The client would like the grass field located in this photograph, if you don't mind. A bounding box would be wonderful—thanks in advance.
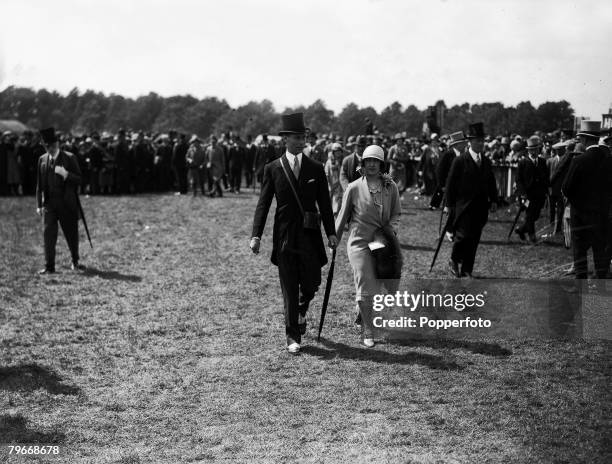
[0,191,610,463]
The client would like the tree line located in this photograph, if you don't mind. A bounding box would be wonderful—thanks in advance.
[0,86,575,138]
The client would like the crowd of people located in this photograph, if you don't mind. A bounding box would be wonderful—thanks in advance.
[0,124,598,201]
[17,112,612,352]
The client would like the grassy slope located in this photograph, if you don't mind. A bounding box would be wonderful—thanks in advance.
[0,192,610,464]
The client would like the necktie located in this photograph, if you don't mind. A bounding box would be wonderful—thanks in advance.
[475,153,481,166]
[293,157,300,179]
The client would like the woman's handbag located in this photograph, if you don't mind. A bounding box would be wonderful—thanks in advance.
[370,224,403,280]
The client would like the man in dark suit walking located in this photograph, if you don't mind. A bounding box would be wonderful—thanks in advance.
[339,135,366,190]
[35,127,83,274]
[250,113,337,354]
[444,123,498,278]
[515,135,549,243]
[562,121,612,280]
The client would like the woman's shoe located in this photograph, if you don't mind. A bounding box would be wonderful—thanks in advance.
[362,338,375,348]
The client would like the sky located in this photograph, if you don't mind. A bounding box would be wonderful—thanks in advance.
[1,0,611,119]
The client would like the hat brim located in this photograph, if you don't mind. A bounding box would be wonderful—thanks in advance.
[576,131,600,138]
[278,127,310,136]
[448,139,467,146]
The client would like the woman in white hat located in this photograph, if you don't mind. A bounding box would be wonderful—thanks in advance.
[335,145,401,347]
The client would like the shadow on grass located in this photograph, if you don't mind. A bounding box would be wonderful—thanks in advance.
[480,240,524,247]
[303,338,462,370]
[400,243,435,252]
[82,267,142,282]
[0,364,80,395]
[389,337,512,357]
[0,414,66,444]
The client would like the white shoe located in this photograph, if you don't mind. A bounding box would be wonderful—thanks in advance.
[287,342,301,354]
[362,338,375,348]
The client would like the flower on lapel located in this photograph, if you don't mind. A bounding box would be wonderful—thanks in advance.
[380,172,394,188]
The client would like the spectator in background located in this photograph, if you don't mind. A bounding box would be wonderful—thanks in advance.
[244,134,256,189]
[325,142,344,216]
[206,135,225,198]
[563,121,612,280]
[186,135,207,196]
[228,134,244,193]
[340,135,366,190]
[515,136,549,243]
[546,140,568,236]
[172,133,189,195]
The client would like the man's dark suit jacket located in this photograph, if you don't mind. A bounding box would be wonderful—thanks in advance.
[252,154,335,267]
[339,153,362,190]
[550,152,575,197]
[436,147,460,191]
[563,145,612,213]
[36,150,82,213]
[444,152,498,229]
[517,156,549,198]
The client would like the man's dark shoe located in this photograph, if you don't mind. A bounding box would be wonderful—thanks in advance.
[38,268,55,275]
[448,259,460,278]
[515,229,526,241]
[71,263,86,271]
[355,312,362,326]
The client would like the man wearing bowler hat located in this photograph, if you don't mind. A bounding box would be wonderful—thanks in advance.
[515,135,549,243]
[36,127,83,274]
[250,113,337,354]
[562,120,612,279]
[444,122,498,278]
[340,135,367,191]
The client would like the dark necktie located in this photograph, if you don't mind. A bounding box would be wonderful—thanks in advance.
[293,157,300,179]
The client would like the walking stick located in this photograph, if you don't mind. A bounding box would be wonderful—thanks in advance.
[438,193,446,235]
[429,212,452,272]
[507,199,527,241]
[317,248,336,341]
[76,195,93,249]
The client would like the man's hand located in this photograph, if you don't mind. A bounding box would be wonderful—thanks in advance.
[54,165,68,179]
[443,206,453,215]
[249,237,260,254]
[36,207,43,216]
[327,235,338,250]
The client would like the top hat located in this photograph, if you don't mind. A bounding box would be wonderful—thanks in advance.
[447,131,467,147]
[278,113,309,136]
[576,120,601,138]
[39,127,58,144]
[466,122,486,139]
[526,135,542,149]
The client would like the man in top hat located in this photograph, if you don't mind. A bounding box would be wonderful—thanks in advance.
[36,127,84,274]
[250,113,337,354]
[340,135,367,191]
[444,122,498,277]
[562,121,612,279]
[514,135,549,242]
